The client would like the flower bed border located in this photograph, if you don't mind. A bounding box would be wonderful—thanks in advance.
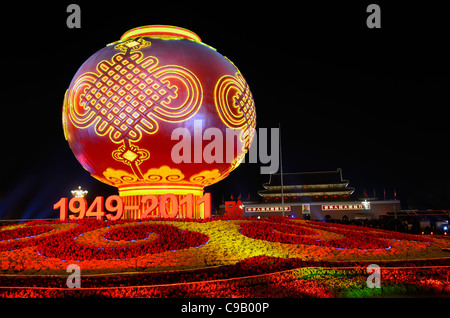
[1,256,449,298]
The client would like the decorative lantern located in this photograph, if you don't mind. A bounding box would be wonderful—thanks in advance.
[63,25,256,219]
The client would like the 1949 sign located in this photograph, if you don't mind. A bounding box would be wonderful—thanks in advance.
[53,193,211,220]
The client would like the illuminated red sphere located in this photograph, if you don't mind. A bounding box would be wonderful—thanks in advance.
[63,25,256,218]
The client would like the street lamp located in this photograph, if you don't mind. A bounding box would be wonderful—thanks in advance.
[71,186,88,198]
[362,199,370,210]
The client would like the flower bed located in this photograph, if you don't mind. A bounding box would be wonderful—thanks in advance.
[103,224,152,241]
[240,217,433,251]
[36,219,209,261]
[0,256,449,298]
[0,221,76,253]
[0,217,447,273]
[240,219,391,249]
[0,224,53,242]
[307,219,433,243]
[1,217,449,298]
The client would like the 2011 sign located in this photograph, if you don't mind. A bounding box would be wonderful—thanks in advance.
[53,193,211,220]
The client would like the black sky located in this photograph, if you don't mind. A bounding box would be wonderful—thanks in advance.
[0,1,449,219]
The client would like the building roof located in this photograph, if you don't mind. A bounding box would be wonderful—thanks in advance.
[263,169,349,187]
[258,169,355,198]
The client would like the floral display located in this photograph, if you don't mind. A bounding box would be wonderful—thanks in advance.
[240,217,432,250]
[37,219,209,261]
[0,224,53,242]
[0,217,449,298]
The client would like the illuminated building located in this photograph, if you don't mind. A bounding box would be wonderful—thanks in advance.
[258,169,354,203]
[221,169,402,221]
[62,25,256,218]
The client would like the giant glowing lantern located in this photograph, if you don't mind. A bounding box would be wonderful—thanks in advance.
[63,25,256,219]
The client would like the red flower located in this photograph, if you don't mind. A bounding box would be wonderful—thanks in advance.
[35,219,208,261]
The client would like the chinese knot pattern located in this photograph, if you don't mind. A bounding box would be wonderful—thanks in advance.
[66,51,202,143]
[214,72,256,152]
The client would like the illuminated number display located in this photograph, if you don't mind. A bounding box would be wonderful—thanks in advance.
[53,193,211,220]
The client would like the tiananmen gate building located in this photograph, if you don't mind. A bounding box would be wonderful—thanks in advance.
[221,169,402,220]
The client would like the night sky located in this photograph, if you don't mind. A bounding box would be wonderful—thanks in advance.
[1,1,449,219]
